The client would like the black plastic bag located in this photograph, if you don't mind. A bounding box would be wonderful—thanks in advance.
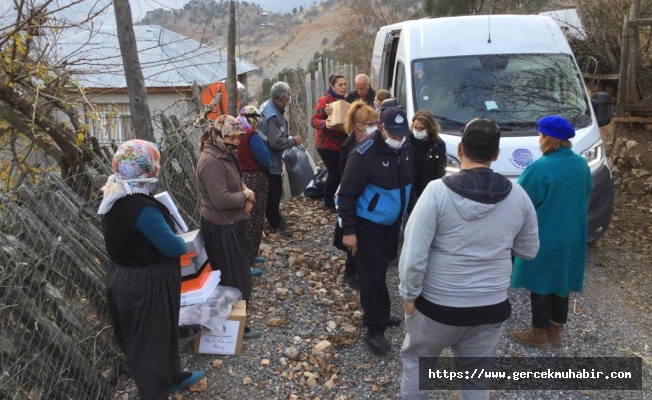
[304,167,328,198]
[282,145,315,197]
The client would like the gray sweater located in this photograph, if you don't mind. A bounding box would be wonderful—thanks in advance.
[399,170,539,308]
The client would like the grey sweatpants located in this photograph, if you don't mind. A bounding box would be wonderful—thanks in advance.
[400,309,503,400]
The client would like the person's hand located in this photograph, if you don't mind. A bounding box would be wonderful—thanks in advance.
[404,301,416,317]
[244,200,254,214]
[243,188,255,202]
[293,135,303,145]
[325,119,333,129]
[342,234,358,256]
[325,105,333,115]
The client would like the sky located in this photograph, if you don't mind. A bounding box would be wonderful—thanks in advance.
[0,0,326,28]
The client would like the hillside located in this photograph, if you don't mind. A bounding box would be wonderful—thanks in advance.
[136,0,345,96]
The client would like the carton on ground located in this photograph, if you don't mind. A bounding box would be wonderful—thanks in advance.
[326,100,351,132]
[193,300,246,355]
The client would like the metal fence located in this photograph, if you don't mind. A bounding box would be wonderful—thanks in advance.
[0,56,357,399]
[0,117,204,399]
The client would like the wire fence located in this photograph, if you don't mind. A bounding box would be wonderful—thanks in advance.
[0,116,204,399]
[0,56,357,400]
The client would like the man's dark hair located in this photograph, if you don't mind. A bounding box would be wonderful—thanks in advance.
[461,117,501,163]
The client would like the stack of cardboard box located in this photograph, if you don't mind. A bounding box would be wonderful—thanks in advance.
[155,191,247,355]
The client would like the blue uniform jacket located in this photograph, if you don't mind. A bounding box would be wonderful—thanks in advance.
[337,131,413,236]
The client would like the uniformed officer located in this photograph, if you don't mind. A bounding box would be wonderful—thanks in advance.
[337,107,414,354]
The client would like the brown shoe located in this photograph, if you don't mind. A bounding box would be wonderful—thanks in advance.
[511,328,548,349]
[548,322,563,346]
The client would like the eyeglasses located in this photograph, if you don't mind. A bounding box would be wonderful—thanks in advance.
[355,86,370,91]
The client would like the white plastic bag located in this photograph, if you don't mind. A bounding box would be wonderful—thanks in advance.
[179,285,242,334]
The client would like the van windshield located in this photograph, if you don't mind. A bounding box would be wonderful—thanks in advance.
[412,54,592,135]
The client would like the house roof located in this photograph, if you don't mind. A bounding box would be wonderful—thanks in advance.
[539,8,586,39]
[55,25,260,89]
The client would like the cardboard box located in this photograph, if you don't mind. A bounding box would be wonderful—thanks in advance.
[326,100,351,132]
[180,262,211,293]
[154,192,189,233]
[193,300,246,356]
[180,270,221,307]
[178,230,208,276]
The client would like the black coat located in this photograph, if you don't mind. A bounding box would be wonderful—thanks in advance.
[408,135,447,211]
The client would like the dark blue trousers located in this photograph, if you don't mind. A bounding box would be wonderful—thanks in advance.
[355,217,401,336]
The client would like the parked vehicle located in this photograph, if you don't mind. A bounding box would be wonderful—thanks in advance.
[370,15,614,241]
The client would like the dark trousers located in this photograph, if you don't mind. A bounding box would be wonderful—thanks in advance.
[355,217,400,336]
[317,148,341,207]
[344,251,356,278]
[531,292,569,329]
[266,173,283,229]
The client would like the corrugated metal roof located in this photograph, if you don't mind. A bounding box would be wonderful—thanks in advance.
[55,25,260,89]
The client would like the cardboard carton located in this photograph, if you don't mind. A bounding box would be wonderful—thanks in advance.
[180,270,221,307]
[193,300,246,355]
[178,230,208,276]
[326,100,351,132]
[154,192,189,233]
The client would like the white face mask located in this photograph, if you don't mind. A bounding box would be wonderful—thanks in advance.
[385,136,405,149]
[413,129,428,140]
[365,126,377,135]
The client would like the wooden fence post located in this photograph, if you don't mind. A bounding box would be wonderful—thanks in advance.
[610,13,630,160]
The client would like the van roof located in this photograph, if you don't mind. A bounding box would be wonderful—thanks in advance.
[383,15,571,60]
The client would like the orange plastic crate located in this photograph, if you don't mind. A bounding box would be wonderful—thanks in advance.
[180,263,211,293]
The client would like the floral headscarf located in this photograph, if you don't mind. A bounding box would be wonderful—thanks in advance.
[237,105,263,134]
[98,139,160,215]
[203,115,245,153]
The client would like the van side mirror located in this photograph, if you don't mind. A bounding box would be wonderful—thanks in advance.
[591,92,612,127]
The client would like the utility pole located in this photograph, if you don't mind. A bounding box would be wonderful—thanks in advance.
[237,0,241,61]
[113,0,154,142]
[227,0,238,117]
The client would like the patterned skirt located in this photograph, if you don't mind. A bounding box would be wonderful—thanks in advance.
[243,171,269,263]
[105,258,181,400]
[201,217,252,301]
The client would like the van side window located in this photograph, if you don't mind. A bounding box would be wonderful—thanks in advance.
[395,62,407,107]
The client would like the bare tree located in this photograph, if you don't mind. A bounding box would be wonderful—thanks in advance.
[114,0,155,141]
[0,0,109,191]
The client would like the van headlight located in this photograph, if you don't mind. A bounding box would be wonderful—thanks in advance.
[446,154,461,174]
[581,141,605,172]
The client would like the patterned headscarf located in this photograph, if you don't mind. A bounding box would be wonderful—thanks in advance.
[204,115,244,152]
[237,105,263,134]
[98,139,160,215]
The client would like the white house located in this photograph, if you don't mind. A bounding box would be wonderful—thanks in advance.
[56,25,260,143]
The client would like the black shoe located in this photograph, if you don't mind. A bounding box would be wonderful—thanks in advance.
[365,333,390,354]
[270,226,293,237]
[388,316,402,327]
[323,203,337,213]
[344,275,360,291]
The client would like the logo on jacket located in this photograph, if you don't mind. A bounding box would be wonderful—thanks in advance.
[382,161,389,167]
[510,148,533,169]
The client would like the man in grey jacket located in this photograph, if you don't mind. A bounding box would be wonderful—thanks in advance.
[259,82,303,237]
[398,117,539,400]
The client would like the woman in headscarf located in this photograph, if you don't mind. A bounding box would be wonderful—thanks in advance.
[511,115,592,349]
[311,74,348,213]
[99,140,205,399]
[407,110,447,213]
[236,105,271,276]
[196,115,262,339]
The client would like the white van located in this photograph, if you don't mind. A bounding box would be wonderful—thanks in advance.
[371,15,614,241]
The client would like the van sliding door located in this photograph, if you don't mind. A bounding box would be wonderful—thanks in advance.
[380,30,401,92]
